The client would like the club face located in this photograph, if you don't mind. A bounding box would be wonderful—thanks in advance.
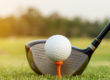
[26,40,89,75]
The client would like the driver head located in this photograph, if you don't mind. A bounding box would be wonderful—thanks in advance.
[25,23,110,75]
[26,40,89,75]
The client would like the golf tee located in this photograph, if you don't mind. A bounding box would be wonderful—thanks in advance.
[55,61,63,79]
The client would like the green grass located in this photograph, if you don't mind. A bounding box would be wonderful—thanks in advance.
[0,37,110,80]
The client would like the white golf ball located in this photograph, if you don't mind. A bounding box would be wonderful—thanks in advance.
[45,35,71,61]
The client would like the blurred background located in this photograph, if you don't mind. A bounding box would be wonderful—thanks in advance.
[0,0,110,79]
[0,0,110,38]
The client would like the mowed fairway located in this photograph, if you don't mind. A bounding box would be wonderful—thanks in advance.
[0,37,110,80]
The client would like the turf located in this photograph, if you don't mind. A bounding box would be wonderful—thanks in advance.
[0,37,110,80]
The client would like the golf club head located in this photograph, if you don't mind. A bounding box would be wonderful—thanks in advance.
[26,40,90,75]
[26,23,110,76]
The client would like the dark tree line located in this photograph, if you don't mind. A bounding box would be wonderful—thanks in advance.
[0,8,110,38]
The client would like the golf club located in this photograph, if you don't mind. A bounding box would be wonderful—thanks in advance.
[25,23,110,75]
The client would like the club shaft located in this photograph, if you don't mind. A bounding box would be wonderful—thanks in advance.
[96,23,110,41]
[88,23,110,52]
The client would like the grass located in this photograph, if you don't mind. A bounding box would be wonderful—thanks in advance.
[0,37,110,80]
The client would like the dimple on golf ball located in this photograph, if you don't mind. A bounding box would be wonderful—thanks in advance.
[44,35,71,61]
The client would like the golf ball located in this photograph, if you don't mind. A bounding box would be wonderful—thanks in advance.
[45,35,71,61]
